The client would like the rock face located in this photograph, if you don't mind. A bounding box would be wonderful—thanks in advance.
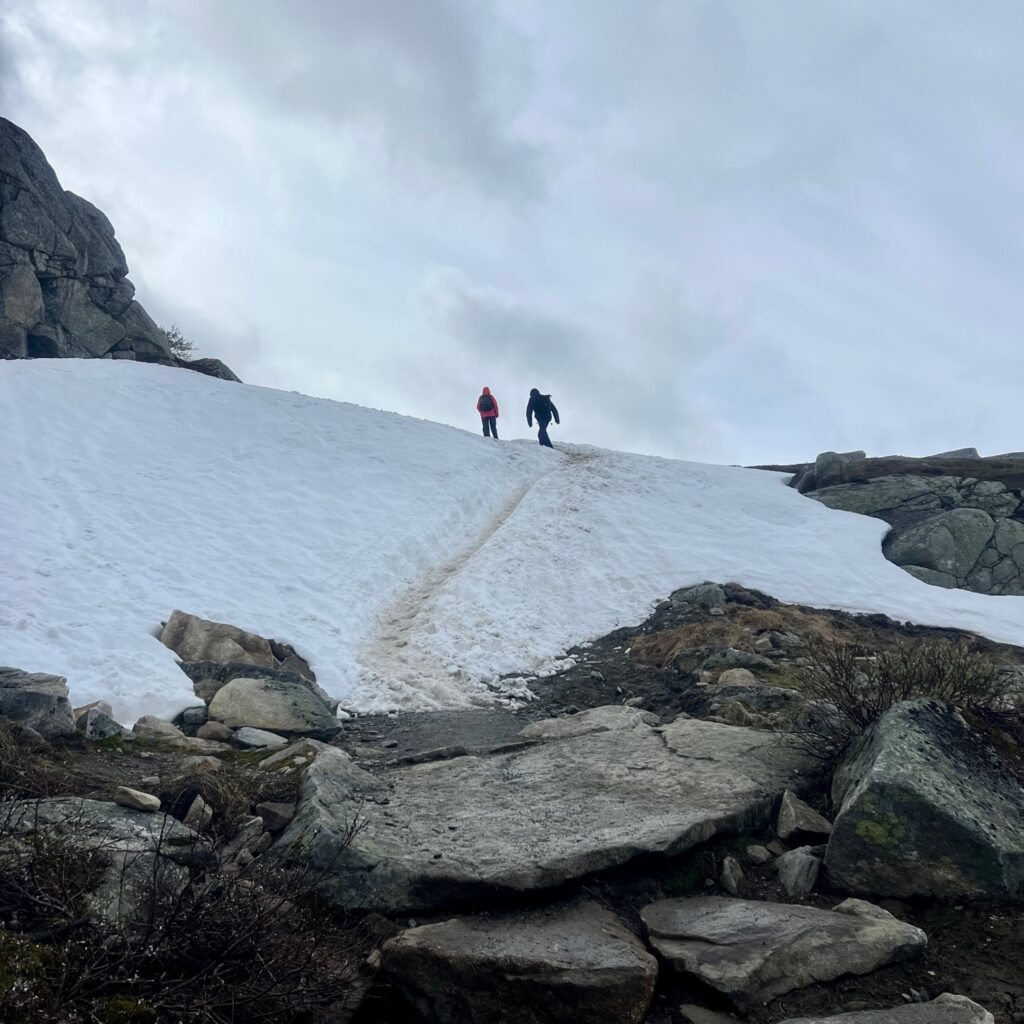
[0,118,239,380]
[791,451,1024,595]
[382,902,658,1024]
[0,118,171,362]
[825,699,1024,900]
[277,707,813,913]
[778,994,994,1023]
[0,665,76,737]
[208,677,341,739]
[640,896,926,1010]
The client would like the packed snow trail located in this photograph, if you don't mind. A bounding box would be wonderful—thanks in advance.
[7,360,1024,723]
[358,451,597,708]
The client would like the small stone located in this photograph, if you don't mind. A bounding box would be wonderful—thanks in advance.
[183,794,213,830]
[235,726,288,749]
[255,801,296,833]
[113,786,161,813]
[590,670,605,681]
[623,696,644,708]
[720,855,745,895]
[775,847,821,897]
[717,668,758,686]
[381,739,399,749]
[753,636,774,654]
[745,844,773,865]
[73,699,113,721]
[709,607,725,616]
[180,755,222,772]
[197,720,234,742]
[140,775,160,786]
[776,790,832,845]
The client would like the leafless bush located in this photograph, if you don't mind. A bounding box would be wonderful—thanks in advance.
[792,638,1005,762]
[0,797,367,1023]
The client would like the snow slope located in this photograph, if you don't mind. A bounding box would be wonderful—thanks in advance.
[5,360,1024,724]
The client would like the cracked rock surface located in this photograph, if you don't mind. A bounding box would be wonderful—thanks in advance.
[277,705,814,913]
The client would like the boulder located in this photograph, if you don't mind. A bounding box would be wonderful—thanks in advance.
[180,660,331,707]
[814,450,867,489]
[718,668,757,686]
[825,699,1024,900]
[640,896,925,1010]
[277,707,813,913]
[0,797,208,923]
[0,667,75,737]
[160,610,277,669]
[382,902,657,1024]
[720,855,744,895]
[208,677,341,739]
[776,790,832,845]
[778,994,994,1023]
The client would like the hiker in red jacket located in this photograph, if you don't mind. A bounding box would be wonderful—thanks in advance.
[476,387,500,439]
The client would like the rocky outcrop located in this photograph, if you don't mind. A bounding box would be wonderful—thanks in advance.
[778,995,994,1023]
[382,902,658,1024]
[277,706,813,913]
[783,450,1024,595]
[0,118,238,380]
[0,118,171,362]
[824,699,1024,900]
[640,896,926,1010]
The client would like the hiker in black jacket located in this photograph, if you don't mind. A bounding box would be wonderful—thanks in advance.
[526,388,559,448]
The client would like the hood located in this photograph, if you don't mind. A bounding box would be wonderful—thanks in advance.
[529,388,540,397]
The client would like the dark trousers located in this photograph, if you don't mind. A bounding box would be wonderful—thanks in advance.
[482,417,498,439]
[536,418,553,447]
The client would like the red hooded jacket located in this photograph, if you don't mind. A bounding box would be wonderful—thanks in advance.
[476,387,499,418]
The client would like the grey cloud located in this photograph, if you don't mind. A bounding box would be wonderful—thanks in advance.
[182,0,544,197]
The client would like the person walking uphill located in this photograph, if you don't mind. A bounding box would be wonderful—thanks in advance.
[477,387,499,439]
[526,388,560,448]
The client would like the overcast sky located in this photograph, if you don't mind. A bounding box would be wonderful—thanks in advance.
[2,1,1023,464]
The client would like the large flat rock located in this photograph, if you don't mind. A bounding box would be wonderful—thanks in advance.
[779,994,993,1023]
[278,706,813,912]
[641,896,925,1010]
[382,901,657,1024]
[825,699,1024,900]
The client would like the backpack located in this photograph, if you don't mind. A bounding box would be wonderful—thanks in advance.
[479,394,494,413]
[532,394,551,417]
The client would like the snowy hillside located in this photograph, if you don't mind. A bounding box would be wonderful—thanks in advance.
[5,360,1024,724]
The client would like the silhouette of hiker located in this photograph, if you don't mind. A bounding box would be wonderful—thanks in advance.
[477,387,499,439]
[526,388,559,448]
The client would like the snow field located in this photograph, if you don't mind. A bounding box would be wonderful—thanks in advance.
[5,360,1024,724]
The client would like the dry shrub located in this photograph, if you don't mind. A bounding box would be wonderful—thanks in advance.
[793,637,1005,761]
[0,798,366,1023]
[631,605,836,668]
[0,725,120,801]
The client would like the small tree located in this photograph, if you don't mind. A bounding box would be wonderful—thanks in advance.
[162,324,194,359]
